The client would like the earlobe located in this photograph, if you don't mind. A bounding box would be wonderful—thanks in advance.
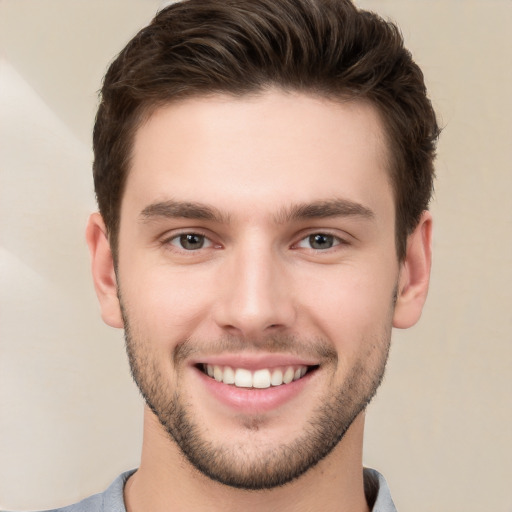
[85,213,124,328]
[393,211,433,329]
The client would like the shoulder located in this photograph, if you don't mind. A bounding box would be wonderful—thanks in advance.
[17,470,136,512]
[48,492,104,512]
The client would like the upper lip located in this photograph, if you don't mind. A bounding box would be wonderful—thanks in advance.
[190,353,320,371]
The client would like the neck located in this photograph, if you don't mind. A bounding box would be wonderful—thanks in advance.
[124,408,370,512]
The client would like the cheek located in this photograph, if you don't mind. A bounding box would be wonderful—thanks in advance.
[298,261,397,344]
[119,261,216,343]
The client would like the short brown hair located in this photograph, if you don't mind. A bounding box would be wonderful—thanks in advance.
[93,0,439,261]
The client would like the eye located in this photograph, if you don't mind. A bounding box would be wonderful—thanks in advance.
[296,233,341,250]
[168,233,212,251]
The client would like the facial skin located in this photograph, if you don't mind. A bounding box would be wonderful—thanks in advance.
[87,90,432,511]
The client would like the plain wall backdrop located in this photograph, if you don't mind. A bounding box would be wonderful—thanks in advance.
[0,1,511,511]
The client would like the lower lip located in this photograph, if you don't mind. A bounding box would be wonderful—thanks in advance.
[195,367,314,414]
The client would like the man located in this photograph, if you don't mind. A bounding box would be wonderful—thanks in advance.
[41,0,439,510]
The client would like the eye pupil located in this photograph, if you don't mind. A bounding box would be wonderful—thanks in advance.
[309,233,334,249]
[180,233,204,250]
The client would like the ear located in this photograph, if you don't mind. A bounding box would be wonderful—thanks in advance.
[393,211,433,329]
[85,213,124,328]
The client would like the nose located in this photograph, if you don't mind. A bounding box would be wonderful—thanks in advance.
[213,241,296,338]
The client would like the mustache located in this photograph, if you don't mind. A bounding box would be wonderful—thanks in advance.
[173,334,338,366]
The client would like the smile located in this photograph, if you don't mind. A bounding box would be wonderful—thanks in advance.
[200,364,317,388]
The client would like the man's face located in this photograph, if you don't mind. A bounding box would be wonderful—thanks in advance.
[116,90,399,488]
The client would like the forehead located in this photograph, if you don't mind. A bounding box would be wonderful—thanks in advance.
[123,90,393,222]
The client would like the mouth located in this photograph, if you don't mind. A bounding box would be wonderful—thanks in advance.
[197,363,319,389]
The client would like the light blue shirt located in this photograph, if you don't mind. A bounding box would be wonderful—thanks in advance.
[10,467,397,511]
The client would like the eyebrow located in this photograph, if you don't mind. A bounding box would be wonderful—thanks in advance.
[274,199,375,223]
[138,198,374,225]
[139,200,230,223]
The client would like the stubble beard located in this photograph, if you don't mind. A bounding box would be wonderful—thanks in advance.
[121,306,392,490]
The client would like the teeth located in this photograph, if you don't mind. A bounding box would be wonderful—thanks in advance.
[202,364,310,388]
[223,366,235,384]
[270,368,283,386]
[283,367,295,384]
[234,368,252,388]
[213,365,223,382]
[253,369,271,388]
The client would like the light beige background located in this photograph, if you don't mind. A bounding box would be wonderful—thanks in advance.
[0,1,510,511]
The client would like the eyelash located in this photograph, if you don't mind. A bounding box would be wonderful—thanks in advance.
[162,231,214,252]
[293,232,346,251]
[162,231,347,252]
